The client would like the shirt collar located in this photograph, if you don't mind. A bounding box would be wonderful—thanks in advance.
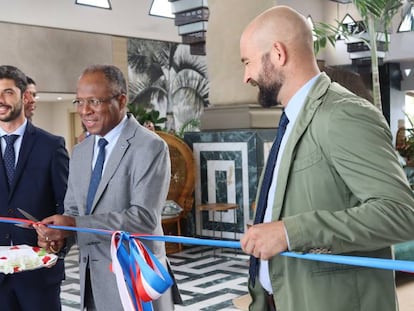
[94,115,127,144]
[0,119,27,137]
[284,73,320,125]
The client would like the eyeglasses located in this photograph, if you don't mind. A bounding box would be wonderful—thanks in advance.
[72,94,120,108]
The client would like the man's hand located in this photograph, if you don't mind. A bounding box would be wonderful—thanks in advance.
[33,215,76,253]
[240,221,288,259]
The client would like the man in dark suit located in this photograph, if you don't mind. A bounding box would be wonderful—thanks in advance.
[0,65,69,311]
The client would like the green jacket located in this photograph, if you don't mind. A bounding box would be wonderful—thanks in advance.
[249,73,414,311]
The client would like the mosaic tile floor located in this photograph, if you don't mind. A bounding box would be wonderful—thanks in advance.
[60,245,414,311]
[61,245,249,311]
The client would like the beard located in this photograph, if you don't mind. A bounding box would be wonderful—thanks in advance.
[256,53,284,108]
[0,101,23,122]
[258,82,281,108]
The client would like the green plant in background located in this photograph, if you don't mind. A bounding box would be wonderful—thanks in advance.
[313,0,413,111]
[128,104,200,139]
[128,104,167,130]
[176,118,200,139]
[404,128,414,158]
[397,113,414,160]
[313,21,346,56]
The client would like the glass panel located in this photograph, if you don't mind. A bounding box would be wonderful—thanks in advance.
[342,13,356,25]
[398,7,414,32]
[75,0,111,9]
[150,0,174,18]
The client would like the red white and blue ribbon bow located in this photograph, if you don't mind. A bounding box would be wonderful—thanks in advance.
[110,231,173,311]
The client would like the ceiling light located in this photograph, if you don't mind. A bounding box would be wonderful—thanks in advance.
[150,0,174,18]
[75,0,111,9]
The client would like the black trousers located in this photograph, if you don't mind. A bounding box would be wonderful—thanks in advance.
[266,293,277,311]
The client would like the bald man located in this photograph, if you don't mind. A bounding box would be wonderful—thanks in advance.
[240,6,414,311]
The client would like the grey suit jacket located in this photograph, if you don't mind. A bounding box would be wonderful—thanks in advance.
[64,114,173,311]
[249,73,414,311]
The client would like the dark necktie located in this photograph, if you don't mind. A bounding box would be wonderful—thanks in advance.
[3,134,19,187]
[86,138,108,215]
[249,111,289,286]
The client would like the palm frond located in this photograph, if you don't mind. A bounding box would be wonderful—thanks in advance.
[176,118,200,139]
[312,21,347,55]
[127,38,209,131]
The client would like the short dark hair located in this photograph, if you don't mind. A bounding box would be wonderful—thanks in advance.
[26,76,36,85]
[0,65,28,94]
[81,64,127,96]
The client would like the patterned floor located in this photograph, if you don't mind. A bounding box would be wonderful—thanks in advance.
[61,246,81,311]
[61,245,249,311]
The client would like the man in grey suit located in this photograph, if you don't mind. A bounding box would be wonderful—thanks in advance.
[35,64,174,310]
[240,6,414,311]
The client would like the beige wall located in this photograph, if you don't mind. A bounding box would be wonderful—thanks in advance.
[0,1,149,151]
[206,0,329,108]
[206,0,274,107]
[0,0,180,43]
[32,101,76,154]
[0,22,114,94]
[22,33,128,153]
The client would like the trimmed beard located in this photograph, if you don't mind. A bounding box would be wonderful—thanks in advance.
[0,101,23,122]
[257,53,283,108]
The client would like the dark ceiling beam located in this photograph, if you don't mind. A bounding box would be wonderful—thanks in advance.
[169,0,209,55]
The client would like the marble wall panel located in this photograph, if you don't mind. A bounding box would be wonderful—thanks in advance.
[185,129,276,240]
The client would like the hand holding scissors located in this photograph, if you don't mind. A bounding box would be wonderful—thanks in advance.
[17,208,73,254]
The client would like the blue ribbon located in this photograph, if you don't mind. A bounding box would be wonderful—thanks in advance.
[281,251,414,272]
[111,231,173,311]
[2,217,414,273]
[114,232,141,311]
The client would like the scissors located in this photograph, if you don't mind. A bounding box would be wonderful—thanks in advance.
[15,208,40,229]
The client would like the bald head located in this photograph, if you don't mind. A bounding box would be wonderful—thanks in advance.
[240,6,320,107]
[241,6,314,58]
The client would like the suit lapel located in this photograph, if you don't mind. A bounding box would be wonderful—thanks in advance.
[77,137,94,215]
[0,148,9,196]
[89,116,136,214]
[8,123,36,199]
[272,73,332,220]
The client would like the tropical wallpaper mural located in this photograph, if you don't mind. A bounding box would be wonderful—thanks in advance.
[127,38,209,134]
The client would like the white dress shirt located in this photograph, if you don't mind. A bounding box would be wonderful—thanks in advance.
[0,119,27,166]
[91,115,127,172]
[259,74,320,293]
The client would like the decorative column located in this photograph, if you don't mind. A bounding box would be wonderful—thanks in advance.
[201,0,282,130]
[185,0,284,239]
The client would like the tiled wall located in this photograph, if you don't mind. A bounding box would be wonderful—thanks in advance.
[185,129,276,240]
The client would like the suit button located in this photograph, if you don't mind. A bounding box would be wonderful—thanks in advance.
[83,257,87,263]
[5,234,10,239]
[7,208,13,214]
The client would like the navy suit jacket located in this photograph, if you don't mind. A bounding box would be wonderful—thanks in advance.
[0,121,69,286]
